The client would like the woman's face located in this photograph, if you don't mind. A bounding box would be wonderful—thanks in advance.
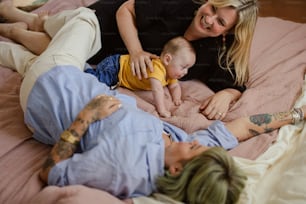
[191,2,238,38]
[164,140,210,171]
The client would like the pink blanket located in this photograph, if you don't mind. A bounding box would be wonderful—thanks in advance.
[0,0,305,203]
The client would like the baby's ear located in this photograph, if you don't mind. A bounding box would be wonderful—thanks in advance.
[168,163,183,176]
[163,53,172,65]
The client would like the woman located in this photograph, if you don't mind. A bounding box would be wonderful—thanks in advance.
[0,0,258,120]
[0,6,305,204]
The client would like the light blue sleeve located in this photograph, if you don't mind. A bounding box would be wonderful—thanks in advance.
[48,144,114,188]
[187,121,238,150]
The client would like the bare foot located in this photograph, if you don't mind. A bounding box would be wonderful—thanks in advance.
[32,11,49,32]
[0,1,46,32]
[0,22,28,39]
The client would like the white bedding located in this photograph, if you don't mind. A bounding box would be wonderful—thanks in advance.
[237,77,306,204]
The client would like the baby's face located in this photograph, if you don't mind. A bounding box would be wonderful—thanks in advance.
[166,49,196,79]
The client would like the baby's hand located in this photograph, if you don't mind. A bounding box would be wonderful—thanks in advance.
[173,99,182,106]
[159,110,171,118]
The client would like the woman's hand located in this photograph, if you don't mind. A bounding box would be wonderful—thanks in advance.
[199,89,241,120]
[129,50,159,79]
[84,95,122,122]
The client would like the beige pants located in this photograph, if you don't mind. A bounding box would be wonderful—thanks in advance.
[0,7,101,111]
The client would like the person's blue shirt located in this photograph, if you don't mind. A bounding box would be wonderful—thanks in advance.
[24,66,238,198]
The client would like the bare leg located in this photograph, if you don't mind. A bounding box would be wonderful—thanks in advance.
[0,1,46,31]
[0,1,51,54]
[0,22,50,55]
[12,28,50,55]
[0,22,28,37]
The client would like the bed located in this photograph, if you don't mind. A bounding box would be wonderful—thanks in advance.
[0,0,305,203]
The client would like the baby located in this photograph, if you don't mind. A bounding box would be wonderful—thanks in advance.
[85,36,196,117]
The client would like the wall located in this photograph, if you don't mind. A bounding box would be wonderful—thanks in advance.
[258,0,306,23]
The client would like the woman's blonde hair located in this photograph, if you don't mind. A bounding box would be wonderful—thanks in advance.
[195,0,258,86]
[156,147,247,204]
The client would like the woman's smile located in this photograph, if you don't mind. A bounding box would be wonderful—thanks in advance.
[200,15,211,29]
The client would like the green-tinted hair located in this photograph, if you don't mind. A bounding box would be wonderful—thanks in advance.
[156,147,247,204]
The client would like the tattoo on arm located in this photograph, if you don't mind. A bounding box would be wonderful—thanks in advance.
[69,116,91,141]
[250,114,272,126]
[272,111,291,121]
[86,99,104,122]
[78,116,91,128]
[248,129,260,137]
[41,140,78,174]
[249,114,275,135]
[41,156,55,171]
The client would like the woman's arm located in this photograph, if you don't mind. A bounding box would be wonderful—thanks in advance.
[39,95,122,183]
[226,106,306,142]
[116,0,158,79]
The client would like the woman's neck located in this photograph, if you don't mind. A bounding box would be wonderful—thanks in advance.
[184,24,206,41]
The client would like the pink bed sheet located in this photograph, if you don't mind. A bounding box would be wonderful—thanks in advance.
[0,0,305,203]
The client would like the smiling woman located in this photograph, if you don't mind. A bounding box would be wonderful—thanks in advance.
[188,3,238,38]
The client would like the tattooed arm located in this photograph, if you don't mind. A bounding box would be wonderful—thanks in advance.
[39,95,122,183]
[225,105,306,142]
